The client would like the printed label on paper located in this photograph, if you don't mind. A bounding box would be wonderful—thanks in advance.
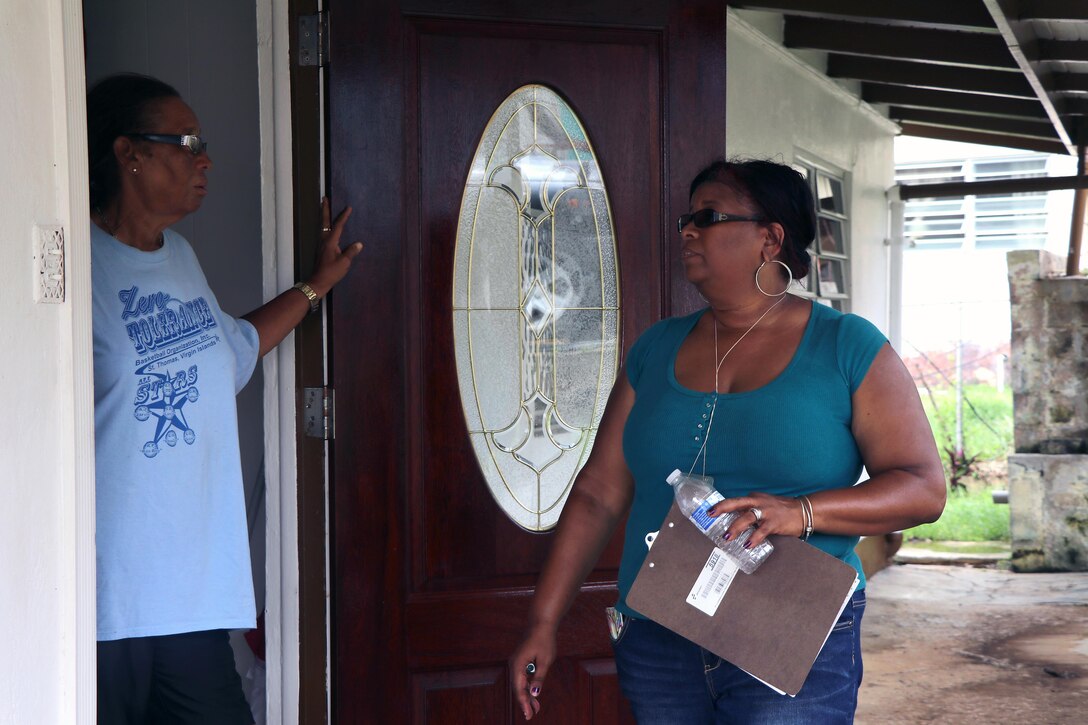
[687,548,738,616]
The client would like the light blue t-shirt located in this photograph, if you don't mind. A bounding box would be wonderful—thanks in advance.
[617,301,887,618]
[92,224,260,641]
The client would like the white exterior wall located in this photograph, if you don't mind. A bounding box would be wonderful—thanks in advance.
[726,12,899,333]
[0,0,95,722]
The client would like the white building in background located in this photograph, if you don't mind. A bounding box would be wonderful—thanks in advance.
[896,137,1077,362]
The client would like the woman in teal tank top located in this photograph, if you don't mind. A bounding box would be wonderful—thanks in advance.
[510,159,946,723]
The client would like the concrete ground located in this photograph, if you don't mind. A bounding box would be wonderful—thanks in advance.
[856,561,1088,724]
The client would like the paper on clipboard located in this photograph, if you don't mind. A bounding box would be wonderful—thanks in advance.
[628,502,860,696]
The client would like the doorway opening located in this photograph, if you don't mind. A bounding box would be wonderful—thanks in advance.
[80,1,323,721]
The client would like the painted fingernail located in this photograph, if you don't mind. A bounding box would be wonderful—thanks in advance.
[743,540,752,549]
[530,685,540,696]
[722,532,731,541]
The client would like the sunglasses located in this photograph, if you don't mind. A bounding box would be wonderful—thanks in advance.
[126,133,208,156]
[677,209,764,234]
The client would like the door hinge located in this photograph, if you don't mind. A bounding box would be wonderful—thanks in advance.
[298,12,329,67]
[303,386,335,440]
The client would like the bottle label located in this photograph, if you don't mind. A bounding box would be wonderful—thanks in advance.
[689,491,725,532]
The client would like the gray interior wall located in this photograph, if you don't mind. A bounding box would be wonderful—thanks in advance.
[83,0,266,612]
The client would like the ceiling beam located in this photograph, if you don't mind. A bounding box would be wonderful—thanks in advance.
[981,0,1075,153]
[899,173,1088,200]
[1054,74,1088,93]
[827,56,1036,98]
[727,1,996,31]
[862,84,1048,118]
[899,122,1068,154]
[783,16,1016,69]
[1019,0,1088,21]
[1061,97,1088,116]
[889,107,1058,139]
[1038,40,1088,63]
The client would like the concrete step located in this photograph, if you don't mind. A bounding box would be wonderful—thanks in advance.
[894,540,1010,566]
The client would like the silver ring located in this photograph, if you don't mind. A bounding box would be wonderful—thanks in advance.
[751,507,763,523]
[322,226,331,233]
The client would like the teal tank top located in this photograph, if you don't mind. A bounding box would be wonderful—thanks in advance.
[617,302,887,618]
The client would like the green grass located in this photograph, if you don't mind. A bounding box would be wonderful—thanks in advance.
[920,384,1013,464]
[911,541,1009,554]
[904,487,1010,542]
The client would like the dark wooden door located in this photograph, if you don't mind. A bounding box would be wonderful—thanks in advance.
[327,2,723,721]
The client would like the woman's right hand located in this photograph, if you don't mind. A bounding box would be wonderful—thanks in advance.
[510,625,558,720]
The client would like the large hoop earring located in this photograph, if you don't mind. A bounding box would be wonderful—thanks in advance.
[755,260,792,297]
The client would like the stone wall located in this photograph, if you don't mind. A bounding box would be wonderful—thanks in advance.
[1008,250,1088,453]
[1007,250,1088,571]
[1007,454,1088,571]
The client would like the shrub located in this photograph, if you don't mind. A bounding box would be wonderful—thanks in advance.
[919,384,1013,489]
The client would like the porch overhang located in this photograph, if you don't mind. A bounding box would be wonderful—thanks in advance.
[730,0,1088,157]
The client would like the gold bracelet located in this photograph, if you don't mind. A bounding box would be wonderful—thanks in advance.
[292,281,320,314]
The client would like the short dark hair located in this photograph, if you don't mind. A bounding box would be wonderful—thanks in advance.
[688,159,817,280]
[86,74,180,210]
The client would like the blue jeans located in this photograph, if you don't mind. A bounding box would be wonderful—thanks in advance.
[612,590,865,724]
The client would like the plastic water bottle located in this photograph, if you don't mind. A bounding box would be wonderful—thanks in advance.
[666,468,774,574]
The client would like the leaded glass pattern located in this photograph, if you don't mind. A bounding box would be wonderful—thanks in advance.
[453,85,620,532]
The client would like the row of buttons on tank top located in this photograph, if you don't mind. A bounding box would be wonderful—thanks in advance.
[691,395,717,445]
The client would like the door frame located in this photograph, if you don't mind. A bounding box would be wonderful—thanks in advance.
[257,0,332,723]
[57,0,97,719]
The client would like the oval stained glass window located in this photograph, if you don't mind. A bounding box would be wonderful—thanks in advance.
[452,84,620,532]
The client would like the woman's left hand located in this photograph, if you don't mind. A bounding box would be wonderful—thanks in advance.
[308,197,363,297]
[709,493,804,548]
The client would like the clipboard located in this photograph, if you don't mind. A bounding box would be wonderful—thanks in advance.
[626,502,859,696]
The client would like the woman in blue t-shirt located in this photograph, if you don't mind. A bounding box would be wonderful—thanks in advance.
[88,74,362,725]
[510,159,946,723]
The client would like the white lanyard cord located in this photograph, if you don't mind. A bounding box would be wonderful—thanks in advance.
[688,295,786,476]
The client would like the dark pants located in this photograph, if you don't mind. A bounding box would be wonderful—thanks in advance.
[97,630,254,725]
